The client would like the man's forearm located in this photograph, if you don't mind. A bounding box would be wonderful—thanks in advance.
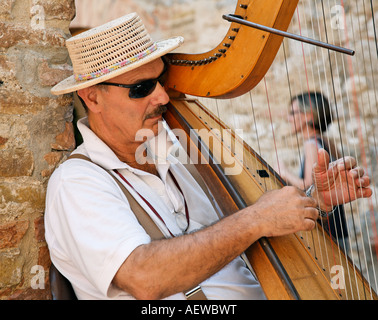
[113,186,319,299]
[113,206,262,300]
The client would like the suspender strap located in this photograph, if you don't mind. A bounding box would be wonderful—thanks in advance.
[67,153,207,300]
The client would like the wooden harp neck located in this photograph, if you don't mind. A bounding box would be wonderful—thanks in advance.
[165,0,299,99]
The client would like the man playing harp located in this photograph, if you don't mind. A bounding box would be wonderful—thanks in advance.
[45,14,372,300]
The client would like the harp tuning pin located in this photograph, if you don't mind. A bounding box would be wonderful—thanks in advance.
[240,4,248,9]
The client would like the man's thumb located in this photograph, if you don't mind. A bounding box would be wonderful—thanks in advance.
[314,148,330,173]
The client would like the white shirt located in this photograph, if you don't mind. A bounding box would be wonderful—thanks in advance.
[45,117,265,300]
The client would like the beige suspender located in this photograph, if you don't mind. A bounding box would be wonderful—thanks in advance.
[67,154,207,300]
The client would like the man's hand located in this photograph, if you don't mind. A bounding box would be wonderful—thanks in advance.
[252,186,319,237]
[311,148,372,211]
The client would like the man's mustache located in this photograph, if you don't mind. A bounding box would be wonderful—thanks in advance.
[144,104,168,120]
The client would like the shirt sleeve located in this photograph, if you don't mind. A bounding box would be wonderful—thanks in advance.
[45,159,151,298]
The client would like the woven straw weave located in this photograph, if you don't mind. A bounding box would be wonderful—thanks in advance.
[67,13,154,78]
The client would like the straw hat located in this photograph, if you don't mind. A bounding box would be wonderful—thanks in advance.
[51,13,184,95]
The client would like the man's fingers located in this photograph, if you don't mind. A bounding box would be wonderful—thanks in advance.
[335,156,357,171]
[302,195,317,208]
[349,166,367,179]
[356,187,373,199]
[304,207,319,221]
[354,175,370,187]
[303,218,316,231]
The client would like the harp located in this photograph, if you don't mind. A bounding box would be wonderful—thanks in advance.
[163,0,378,299]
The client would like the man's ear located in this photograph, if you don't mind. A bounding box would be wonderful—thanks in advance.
[77,87,101,113]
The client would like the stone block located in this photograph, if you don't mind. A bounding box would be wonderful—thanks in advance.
[0,136,8,147]
[0,53,16,79]
[0,181,46,211]
[0,0,15,17]
[31,0,76,21]
[41,151,64,178]
[34,217,45,242]
[38,60,72,87]
[7,283,52,300]
[0,250,23,288]
[38,245,50,270]
[0,88,50,115]
[0,221,29,250]
[51,121,75,151]
[0,22,67,49]
[0,148,34,177]
[43,151,63,166]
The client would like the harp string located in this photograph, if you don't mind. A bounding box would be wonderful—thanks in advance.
[246,91,276,193]
[262,77,281,185]
[370,0,378,59]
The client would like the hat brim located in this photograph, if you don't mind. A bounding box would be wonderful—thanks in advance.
[51,36,184,95]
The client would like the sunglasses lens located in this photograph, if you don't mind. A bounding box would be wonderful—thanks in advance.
[129,80,157,99]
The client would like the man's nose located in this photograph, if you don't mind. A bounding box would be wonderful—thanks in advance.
[150,82,170,106]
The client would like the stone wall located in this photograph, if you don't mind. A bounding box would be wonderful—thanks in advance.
[0,0,75,299]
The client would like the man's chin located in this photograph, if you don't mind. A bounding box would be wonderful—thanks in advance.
[136,120,164,142]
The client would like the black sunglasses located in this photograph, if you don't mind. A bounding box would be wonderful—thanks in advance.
[100,64,168,99]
